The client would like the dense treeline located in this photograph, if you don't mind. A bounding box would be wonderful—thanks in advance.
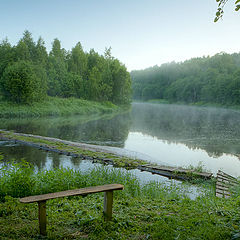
[131,52,240,105]
[0,31,131,104]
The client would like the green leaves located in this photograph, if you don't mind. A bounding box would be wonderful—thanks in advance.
[235,4,240,11]
[214,5,225,22]
[215,0,239,22]
[235,0,240,11]
[0,60,46,104]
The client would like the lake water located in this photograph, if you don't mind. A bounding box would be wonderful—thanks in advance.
[1,102,240,177]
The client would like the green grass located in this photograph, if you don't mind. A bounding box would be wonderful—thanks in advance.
[0,96,122,118]
[0,160,240,239]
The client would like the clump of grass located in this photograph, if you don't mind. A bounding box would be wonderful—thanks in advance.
[186,161,206,173]
[0,160,35,201]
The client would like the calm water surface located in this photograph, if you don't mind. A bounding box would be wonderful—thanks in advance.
[1,102,240,177]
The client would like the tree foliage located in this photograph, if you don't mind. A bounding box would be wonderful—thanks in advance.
[215,0,240,22]
[0,31,131,105]
[131,52,240,105]
[0,61,46,103]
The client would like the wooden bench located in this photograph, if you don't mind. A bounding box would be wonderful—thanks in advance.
[20,184,124,236]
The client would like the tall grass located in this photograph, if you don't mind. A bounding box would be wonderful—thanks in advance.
[0,160,185,202]
[0,161,35,200]
[0,96,119,118]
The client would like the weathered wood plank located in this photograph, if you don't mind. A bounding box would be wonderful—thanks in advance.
[216,192,223,198]
[218,170,238,180]
[216,174,238,184]
[216,190,230,196]
[139,164,212,180]
[38,201,47,236]
[216,184,230,191]
[216,170,238,198]
[103,191,113,221]
[145,165,212,177]
[20,184,124,203]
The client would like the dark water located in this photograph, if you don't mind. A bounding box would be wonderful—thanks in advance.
[1,102,240,177]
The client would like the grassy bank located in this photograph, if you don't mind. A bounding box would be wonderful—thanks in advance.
[146,99,240,110]
[0,161,240,239]
[0,96,123,118]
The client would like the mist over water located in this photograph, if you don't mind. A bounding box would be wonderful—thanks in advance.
[125,103,240,176]
[1,102,240,177]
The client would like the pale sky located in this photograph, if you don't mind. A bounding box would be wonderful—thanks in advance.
[0,0,239,71]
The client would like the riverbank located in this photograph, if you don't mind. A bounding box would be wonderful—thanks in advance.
[0,162,239,239]
[0,97,124,118]
[145,99,240,111]
[0,130,214,180]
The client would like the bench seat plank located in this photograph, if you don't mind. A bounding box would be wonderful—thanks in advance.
[20,184,124,203]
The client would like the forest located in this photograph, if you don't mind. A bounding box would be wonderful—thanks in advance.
[131,52,240,105]
[0,31,131,105]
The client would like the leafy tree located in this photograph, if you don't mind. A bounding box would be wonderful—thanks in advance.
[68,42,87,78]
[87,66,100,100]
[60,72,84,98]
[14,30,36,61]
[35,37,48,67]
[0,38,14,77]
[47,38,67,96]
[0,61,46,103]
[111,59,132,104]
[99,48,114,101]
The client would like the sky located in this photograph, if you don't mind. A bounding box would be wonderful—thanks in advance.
[0,0,239,71]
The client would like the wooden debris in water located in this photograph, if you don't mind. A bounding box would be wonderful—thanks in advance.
[215,170,238,198]
[138,164,213,180]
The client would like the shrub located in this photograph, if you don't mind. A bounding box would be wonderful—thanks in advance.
[0,60,46,104]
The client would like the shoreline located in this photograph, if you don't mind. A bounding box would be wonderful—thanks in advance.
[0,130,213,181]
[133,99,240,112]
[0,97,126,118]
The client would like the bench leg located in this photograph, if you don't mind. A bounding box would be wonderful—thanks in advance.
[38,200,47,236]
[103,190,113,221]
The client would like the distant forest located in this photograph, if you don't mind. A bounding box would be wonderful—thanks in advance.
[131,52,240,105]
[0,31,131,105]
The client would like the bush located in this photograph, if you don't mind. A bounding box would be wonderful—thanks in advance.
[0,60,46,104]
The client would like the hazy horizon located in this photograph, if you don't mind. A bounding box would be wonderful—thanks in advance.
[1,0,240,71]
